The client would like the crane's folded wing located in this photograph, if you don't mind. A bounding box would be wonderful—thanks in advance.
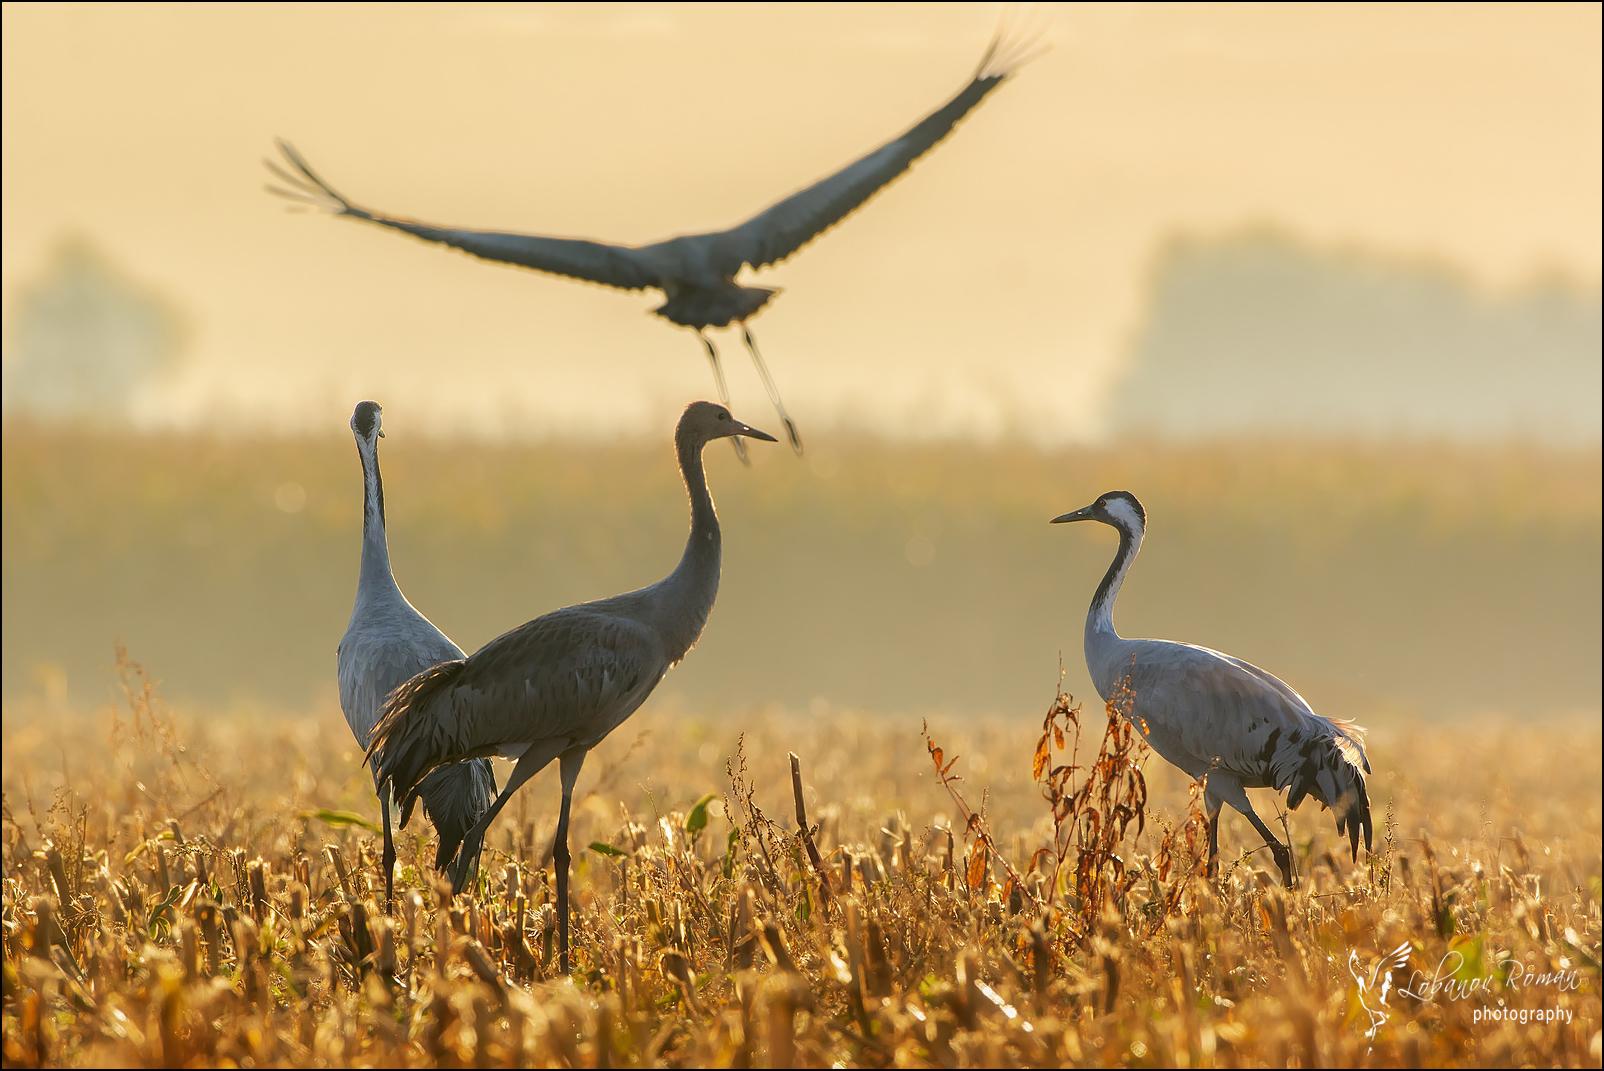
[1118,642,1369,789]
[376,610,667,781]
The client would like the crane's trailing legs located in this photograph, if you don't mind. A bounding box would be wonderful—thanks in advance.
[1206,775,1296,888]
[741,327,803,454]
[698,333,748,464]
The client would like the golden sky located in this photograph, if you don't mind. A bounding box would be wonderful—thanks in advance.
[2,2,1599,441]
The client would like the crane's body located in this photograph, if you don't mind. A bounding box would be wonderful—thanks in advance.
[1053,491,1372,887]
[337,401,495,903]
[267,31,1039,457]
[368,401,776,971]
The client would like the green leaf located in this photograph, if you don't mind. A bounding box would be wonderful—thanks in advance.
[588,841,627,858]
[685,793,718,839]
[302,809,381,834]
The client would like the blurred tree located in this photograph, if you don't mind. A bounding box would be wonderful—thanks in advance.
[1111,228,1603,443]
[2,237,185,421]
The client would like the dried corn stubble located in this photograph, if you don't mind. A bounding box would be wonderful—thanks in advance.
[1,651,1599,1067]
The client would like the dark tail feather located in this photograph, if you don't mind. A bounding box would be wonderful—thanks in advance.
[1281,726,1373,862]
[422,758,498,873]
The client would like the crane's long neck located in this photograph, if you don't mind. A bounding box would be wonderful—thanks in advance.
[355,438,401,603]
[655,429,722,663]
[1086,523,1142,647]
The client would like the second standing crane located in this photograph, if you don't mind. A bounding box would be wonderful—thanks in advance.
[368,401,777,972]
[337,401,496,905]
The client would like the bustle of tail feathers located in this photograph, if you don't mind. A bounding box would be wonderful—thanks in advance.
[419,757,498,873]
[365,657,470,829]
[1280,718,1373,860]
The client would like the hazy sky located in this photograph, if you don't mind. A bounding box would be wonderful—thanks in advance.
[3,2,1599,442]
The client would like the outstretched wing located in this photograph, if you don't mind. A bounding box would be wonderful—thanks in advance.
[266,140,660,292]
[708,31,1039,273]
[367,608,666,825]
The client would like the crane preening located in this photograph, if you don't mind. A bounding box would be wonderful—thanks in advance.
[366,401,776,972]
[336,401,496,906]
[1051,490,1372,888]
[266,29,1041,459]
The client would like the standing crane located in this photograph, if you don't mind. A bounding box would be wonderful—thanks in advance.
[337,400,497,905]
[1051,491,1372,887]
[265,30,1040,459]
[366,401,776,972]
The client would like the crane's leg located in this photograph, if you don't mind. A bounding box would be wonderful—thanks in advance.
[698,332,748,464]
[380,793,397,910]
[741,326,803,454]
[446,741,564,895]
[1240,806,1296,889]
[1205,798,1221,880]
[1210,776,1295,887]
[554,747,587,975]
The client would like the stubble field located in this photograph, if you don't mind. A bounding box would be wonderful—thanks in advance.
[1,650,1598,1067]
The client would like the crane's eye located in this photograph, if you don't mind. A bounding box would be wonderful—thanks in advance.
[718,411,729,420]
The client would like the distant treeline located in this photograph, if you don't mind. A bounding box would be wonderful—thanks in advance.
[1113,228,1603,443]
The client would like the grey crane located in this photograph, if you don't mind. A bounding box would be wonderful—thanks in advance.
[337,400,496,905]
[265,30,1039,459]
[366,401,776,972]
[1051,491,1372,888]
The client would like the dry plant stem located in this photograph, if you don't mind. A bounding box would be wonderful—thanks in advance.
[788,752,833,921]
[923,720,1038,904]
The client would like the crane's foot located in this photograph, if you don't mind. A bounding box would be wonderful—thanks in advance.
[1270,843,1295,889]
[729,434,750,465]
[782,415,803,454]
[448,851,478,897]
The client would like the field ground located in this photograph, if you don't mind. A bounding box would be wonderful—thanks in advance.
[2,657,1598,1067]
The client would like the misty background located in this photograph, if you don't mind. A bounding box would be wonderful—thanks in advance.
[2,3,1599,726]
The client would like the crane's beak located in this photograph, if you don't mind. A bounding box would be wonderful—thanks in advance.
[1050,505,1094,524]
[727,419,778,443]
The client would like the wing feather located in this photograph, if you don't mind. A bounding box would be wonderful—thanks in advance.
[368,608,665,822]
[710,40,1028,273]
[1115,640,1373,857]
[268,140,659,292]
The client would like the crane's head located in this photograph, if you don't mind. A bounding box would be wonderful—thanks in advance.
[1051,490,1146,535]
[678,400,778,446]
[351,400,384,443]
